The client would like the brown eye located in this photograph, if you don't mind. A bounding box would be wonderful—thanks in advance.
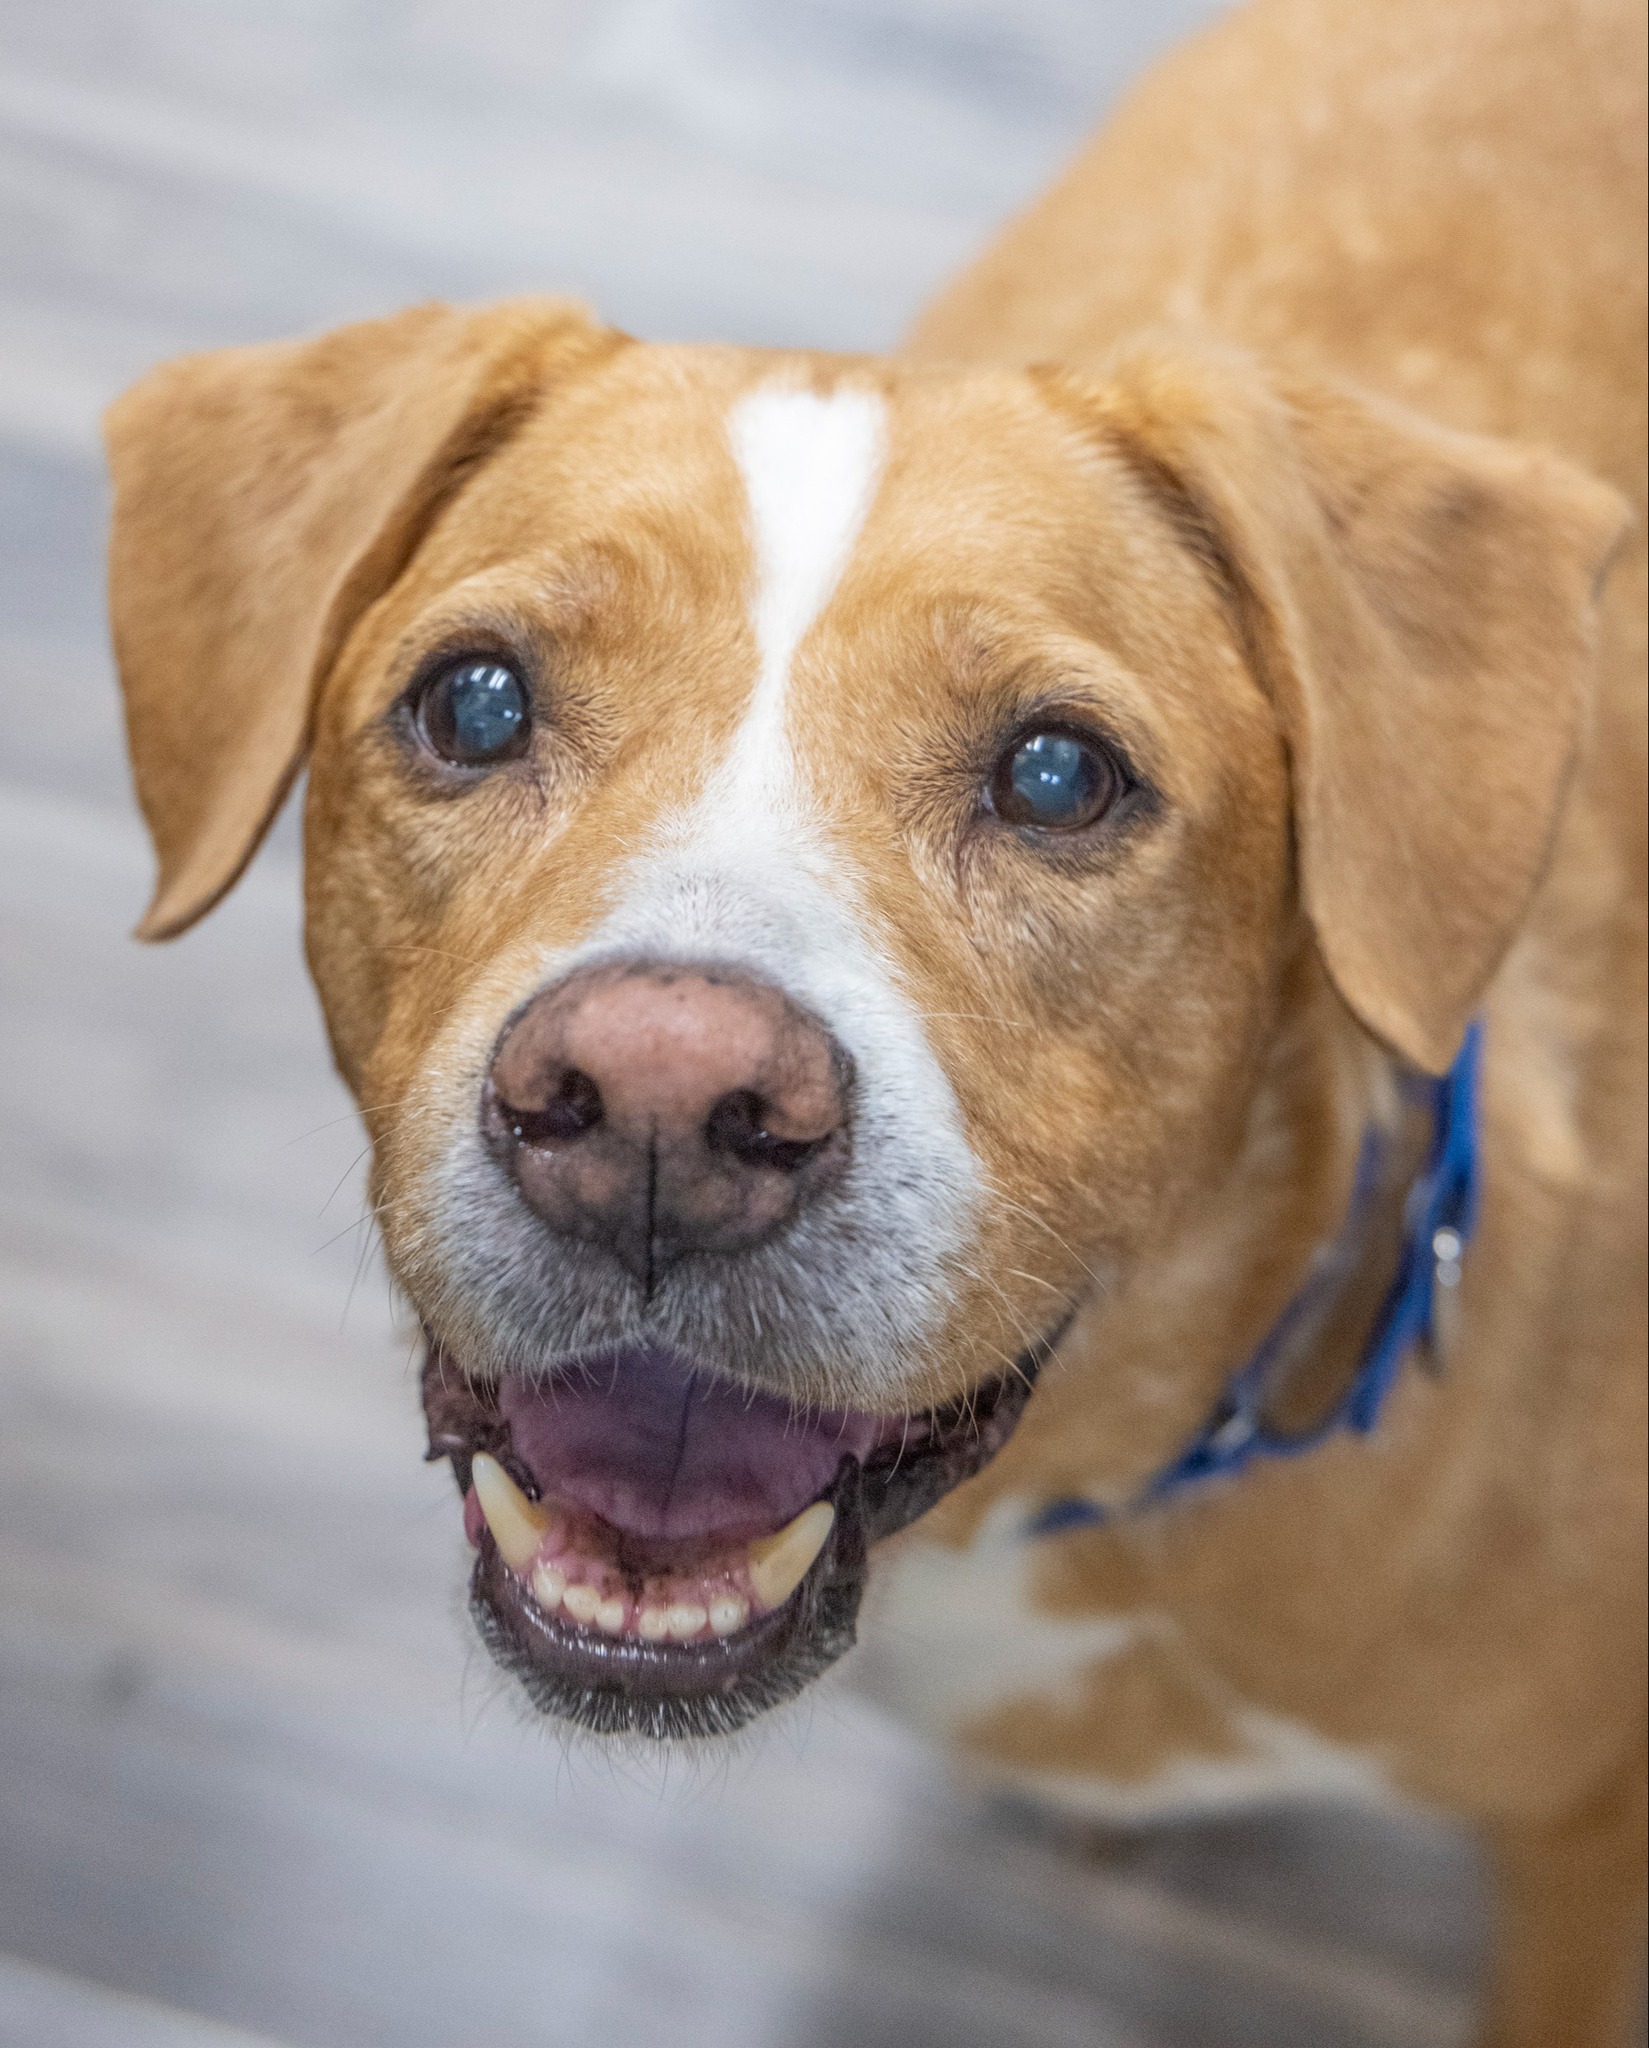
[417,659,531,766]
[990,729,1124,831]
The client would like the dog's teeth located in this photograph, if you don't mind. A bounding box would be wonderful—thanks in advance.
[596,1597,627,1634]
[748,1502,835,1610]
[666,1602,709,1639]
[708,1594,749,1637]
[530,1562,566,1611]
[561,1584,602,1624]
[471,1453,554,1572]
[637,1607,670,1640]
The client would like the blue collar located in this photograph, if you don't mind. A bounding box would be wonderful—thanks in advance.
[1027,1019,1483,1538]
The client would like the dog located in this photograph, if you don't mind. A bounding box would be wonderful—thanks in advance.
[102,0,1645,2039]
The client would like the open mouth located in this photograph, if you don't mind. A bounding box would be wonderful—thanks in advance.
[421,1339,1044,1738]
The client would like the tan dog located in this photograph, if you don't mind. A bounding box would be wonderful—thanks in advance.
[103,0,1644,2040]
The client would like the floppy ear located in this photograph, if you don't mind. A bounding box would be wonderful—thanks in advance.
[105,297,618,940]
[1052,350,1630,1072]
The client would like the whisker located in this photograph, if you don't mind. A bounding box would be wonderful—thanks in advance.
[912,1009,1036,1031]
[286,1098,411,1146]
[318,1142,375,1219]
[342,1201,385,1330]
[378,941,488,971]
[983,1178,1112,1298]
[313,1198,391,1258]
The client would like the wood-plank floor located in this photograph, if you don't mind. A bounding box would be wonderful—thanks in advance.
[0,6,1486,2043]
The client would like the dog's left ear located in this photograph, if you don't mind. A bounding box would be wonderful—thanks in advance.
[1050,350,1631,1072]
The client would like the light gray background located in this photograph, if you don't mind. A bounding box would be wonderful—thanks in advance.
[0,5,1486,2044]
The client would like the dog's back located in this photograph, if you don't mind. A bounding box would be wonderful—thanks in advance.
[911,0,1644,500]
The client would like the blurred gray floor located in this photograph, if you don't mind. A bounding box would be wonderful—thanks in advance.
[0,5,1488,2045]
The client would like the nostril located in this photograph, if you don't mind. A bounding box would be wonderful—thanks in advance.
[503,1067,604,1146]
[705,1089,832,1174]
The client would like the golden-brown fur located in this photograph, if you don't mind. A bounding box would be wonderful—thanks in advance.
[906,2,1647,2036]
[103,0,1645,2039]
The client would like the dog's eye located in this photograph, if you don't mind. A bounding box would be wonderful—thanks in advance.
[990,730,1123,831]
[417,659,531,766]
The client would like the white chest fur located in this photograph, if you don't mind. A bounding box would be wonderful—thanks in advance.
[852,1500,1402,1825]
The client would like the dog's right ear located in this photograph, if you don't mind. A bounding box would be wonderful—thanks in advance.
[105,298,619,940]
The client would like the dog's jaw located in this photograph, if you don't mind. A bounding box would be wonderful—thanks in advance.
[422,1335,1050,1738]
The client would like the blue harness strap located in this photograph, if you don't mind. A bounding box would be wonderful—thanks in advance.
[1026,1020,1484,1538]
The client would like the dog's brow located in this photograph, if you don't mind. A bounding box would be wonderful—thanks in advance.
[725,381,885,808]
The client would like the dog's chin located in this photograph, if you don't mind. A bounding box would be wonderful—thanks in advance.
[421,1337,1047,1740]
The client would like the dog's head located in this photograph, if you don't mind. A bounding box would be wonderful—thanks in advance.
[105,299,1625,1736]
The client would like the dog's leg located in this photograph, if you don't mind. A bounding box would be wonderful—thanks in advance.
[1477,1744,1647,2048]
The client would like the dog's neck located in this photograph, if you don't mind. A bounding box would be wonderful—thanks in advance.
[1226,1069,1449,1442]
[947,942,1471,1532]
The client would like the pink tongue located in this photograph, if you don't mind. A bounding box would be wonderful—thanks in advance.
[498,1346,896,1542]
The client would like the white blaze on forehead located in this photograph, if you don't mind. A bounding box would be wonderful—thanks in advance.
[725,383,886,807]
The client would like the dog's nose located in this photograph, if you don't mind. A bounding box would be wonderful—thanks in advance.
[483,963,852,1287]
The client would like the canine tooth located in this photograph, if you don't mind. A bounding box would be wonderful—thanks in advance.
[596,1597,627,1634]
[471,1453,554,1572]
[562,1583,602,1624]
[531,1563,567,1611]
[666,1603,709,1639]
[638,1608,670,1640]
[708,1595,749,1637]
[748,1502,835,1610]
